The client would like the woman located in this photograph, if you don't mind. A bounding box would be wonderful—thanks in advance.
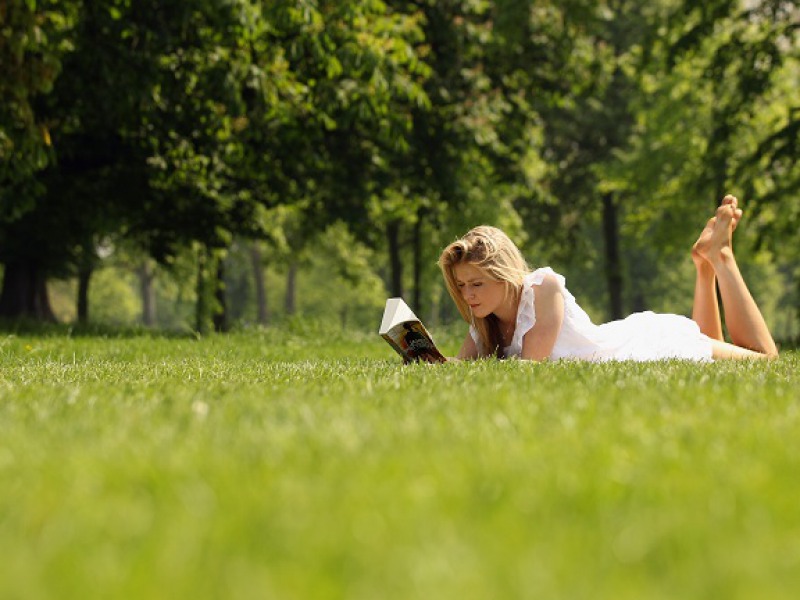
[438,195,778,361]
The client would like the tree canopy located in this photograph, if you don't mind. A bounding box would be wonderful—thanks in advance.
[1,0,798,334]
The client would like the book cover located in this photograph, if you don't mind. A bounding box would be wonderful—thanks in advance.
[379,298,446,363]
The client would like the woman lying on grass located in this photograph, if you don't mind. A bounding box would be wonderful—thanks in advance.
[438,195,778,362]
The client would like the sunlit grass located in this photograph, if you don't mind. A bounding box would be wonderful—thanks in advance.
[1,330,798,599]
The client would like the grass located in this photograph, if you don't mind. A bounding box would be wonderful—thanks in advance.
[1,327,799,599]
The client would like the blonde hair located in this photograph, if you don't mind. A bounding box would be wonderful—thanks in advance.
[438,226,530,357]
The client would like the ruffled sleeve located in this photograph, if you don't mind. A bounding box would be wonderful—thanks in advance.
[527,266,566,289]
[508,267,568,355]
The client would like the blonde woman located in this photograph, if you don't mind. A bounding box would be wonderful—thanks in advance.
[438,195,778,361]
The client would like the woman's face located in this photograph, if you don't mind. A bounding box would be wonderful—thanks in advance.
[453,263,508,319]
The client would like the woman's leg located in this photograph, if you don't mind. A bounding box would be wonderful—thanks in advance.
[709,339,772,360]
[690,195,743,340]
[691,218,723,341]
[694,195,778,358]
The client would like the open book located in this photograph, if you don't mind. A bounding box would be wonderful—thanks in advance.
[379,298,446,363]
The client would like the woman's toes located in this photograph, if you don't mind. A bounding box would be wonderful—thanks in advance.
[716,203,735,221]
[722,194,738,208]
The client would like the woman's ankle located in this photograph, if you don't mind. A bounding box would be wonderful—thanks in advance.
[694,257,716,278]
[708,247,737,271]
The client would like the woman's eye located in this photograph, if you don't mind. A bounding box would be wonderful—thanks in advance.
[474,283,482,287]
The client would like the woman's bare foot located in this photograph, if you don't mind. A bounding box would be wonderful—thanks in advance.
[693,202,737,264]
[692,195,742,266]
[692,216,717,267]
[722,194,743,231]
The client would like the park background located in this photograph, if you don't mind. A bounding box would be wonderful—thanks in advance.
[3,3,800,599]
[2,0,798,338]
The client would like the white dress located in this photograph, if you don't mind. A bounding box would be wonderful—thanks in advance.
[470,267,714,362]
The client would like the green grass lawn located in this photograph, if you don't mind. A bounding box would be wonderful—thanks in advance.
[1,327,799,599]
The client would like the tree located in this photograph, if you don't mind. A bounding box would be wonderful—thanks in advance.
[0,0,77,319]
[0,0,75,187]
[244,0,434,309]
[595,0,799,325]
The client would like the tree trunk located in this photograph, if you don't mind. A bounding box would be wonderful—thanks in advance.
[250,242,269,325]
[213,257,228,333]
[0,260,57,321]
[36,276,55,322]
[602,192,624,320]
[77,266,93,324]
[195,246,211,334]
[139,260,156,327]
[796,272,800,345]
[386,220,403,297]
[285,261,298,316]
[412,214,423,312]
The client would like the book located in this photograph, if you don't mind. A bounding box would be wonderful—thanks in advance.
[379,298,447,363]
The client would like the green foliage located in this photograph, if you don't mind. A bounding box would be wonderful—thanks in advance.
[86,267,141,325]
[0,0,76,199]
[296,222,387,329]
[223,224,387,331]
[603,0,800,249]
[1,333,799,598]
[1,0,798,336]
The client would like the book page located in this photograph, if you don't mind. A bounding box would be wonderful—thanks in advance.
[379,298,419,335]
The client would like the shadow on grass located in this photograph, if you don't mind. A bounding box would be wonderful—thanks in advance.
[5,316,795,352]
[0,314,376,342]
[0,318,195,340]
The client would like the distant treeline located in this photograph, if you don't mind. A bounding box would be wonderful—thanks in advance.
[1,1,798,335]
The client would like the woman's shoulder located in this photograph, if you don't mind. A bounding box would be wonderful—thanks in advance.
[513,268,567,346]
[524,267,566,289]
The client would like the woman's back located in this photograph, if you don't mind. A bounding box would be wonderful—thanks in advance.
[477,267,714,362]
